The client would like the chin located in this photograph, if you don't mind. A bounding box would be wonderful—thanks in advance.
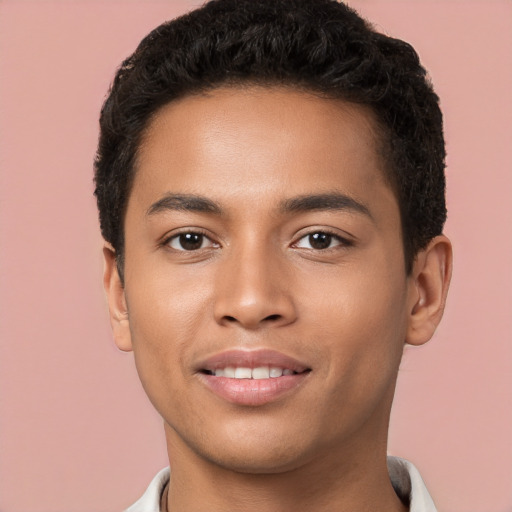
[188,421,319,474]
[203,446,308,475]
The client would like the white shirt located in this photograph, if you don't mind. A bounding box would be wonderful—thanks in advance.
[124,456,437,512]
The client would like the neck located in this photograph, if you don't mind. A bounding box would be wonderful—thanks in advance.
[162,422,407,512]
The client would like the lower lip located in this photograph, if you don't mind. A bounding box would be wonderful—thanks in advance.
[198,373,310,406]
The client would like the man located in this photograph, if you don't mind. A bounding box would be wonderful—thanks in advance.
[94,0,452,510]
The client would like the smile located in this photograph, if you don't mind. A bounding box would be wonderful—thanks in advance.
[202,367,302,379]
[196,349,311,406]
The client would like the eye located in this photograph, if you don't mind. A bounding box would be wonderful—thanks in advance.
[167,232,216,251]
[294,231,347,250]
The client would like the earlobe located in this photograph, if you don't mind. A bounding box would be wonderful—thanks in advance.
[103,243,133,352]
[406,235,452,346]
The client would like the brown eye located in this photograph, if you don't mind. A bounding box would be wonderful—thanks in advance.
[295,231,344,250]
[168,232,213,251]
[308,232,332,250]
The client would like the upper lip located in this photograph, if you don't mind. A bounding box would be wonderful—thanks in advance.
[196,349,311,373]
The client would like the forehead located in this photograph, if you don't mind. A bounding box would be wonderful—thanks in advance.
[131,86,394,215]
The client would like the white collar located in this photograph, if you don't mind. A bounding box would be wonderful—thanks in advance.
[387,456,437,511]
[124,466,169,512]
[125,456,436,512]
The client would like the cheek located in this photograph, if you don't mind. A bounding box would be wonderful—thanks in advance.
[307,263,408,392]
[304,257,408,335]
[124,265,213,403]
[127,260,213,336]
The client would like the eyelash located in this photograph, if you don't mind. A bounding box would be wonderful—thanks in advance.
[292,230,353,251]
[162,229,352,252]
[162,229,218,252]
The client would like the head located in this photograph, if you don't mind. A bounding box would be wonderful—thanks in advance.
[95,0,451,477]
[94,0,446,279]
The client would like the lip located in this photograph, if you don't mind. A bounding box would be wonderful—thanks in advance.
[196,349,311,406]
[196,349,310,373]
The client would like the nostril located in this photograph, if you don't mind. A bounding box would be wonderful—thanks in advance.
[222,313,282,325]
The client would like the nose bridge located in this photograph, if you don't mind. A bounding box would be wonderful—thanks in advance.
[213,234,295,329]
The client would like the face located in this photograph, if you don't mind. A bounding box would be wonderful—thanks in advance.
[110,87,420,473]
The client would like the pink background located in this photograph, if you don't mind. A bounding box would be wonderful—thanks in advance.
[1,1,511,511]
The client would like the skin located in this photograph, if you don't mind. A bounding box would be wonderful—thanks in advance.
[103,86,452,512]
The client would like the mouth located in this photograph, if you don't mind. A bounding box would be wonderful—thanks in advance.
[201,366,307,378]
[196,349,311,406]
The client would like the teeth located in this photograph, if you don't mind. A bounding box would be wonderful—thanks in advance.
[224,367,235,378]
[269,367,283,378]
[234,367,252,379]
[252,366,270,379]
[210,366,297,379]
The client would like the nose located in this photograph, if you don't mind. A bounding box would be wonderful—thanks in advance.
[213,244,297,330]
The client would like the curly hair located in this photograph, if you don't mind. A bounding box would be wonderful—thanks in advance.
[94,0,446,276]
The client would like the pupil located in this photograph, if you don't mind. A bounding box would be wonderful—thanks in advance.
[180,233,203,250]
[309,232,331,250]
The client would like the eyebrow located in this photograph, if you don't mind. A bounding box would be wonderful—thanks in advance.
[280,193,372,218]
[146,192,372,219]
[146,193,222,216]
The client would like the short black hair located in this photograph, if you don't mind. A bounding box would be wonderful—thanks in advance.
[94,0,446,276]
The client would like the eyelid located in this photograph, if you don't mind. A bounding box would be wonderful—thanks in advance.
[291,228,354,250]
[160,228,220,251]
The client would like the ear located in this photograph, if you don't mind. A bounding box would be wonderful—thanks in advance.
[103,243,133,352]
[406,235,453,346]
